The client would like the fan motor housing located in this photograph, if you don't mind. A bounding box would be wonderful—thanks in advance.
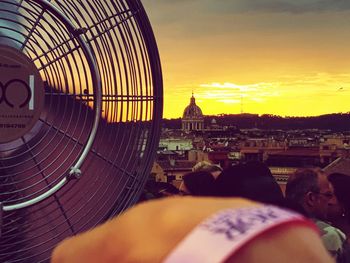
[0,45,44,143]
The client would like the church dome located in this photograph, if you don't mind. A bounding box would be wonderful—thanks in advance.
[182,94,203,119]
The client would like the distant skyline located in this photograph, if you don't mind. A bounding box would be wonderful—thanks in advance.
[142,0,350,118]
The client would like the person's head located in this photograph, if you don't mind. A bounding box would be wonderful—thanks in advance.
[138,182,179,202]
[154,182,179,198]
[192,161,223,179]
[213,162,284,206]
[327,173,350,222]
[285,168,337,220]
[180,171,215,196]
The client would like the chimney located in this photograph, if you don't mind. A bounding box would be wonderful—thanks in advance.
[170,159,176,167]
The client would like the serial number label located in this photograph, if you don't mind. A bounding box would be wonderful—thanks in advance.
[0,123,26,129]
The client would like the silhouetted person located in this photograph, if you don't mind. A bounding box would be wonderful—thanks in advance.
[286,168,347,262]
[179,171,215,196]
[138,182,179,203]
[192,161,222,179]
[328,173,350,241]
[213,162,284,206]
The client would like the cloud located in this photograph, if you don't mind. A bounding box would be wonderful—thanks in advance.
[143,0,350,14]
[142,0,350,41]
[196,82,279,105]
[218,99,240,104]
[200,82,258,92]
[196,72,350,104]
[202,0,350,14]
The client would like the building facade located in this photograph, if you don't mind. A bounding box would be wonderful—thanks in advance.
[181,94,204,131]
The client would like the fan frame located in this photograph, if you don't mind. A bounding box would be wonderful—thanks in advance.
[1,0,102,212]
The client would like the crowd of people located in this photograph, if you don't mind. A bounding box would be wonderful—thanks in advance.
[52,161,350,262]
[138,161,350,262]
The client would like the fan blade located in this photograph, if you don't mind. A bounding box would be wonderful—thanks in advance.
[0,0,25,48]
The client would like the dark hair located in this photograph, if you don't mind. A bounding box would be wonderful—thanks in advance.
[328,173,350,216]
[213,162,284,206]
[155,182,180,197]
[192,161,223,173]
[138,182,179,202]
[183,171,215,196]
[285,168,320,205]
[202,165,222,173]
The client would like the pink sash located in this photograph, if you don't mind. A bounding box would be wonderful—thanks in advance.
[163,205,317,263]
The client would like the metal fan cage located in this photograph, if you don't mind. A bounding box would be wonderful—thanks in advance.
[0,0,163,262]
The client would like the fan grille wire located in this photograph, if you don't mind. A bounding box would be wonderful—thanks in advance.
[0,0,162,262]
[1,0,101,207]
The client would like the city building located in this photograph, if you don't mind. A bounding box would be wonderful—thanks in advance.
[151,160,196,188]
[323,157,350,176]
[181,94,204,131]
[155,103,350,193]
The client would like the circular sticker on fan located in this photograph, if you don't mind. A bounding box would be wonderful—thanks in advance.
[0,45,45,143]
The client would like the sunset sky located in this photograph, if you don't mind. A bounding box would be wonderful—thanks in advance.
[142,0,350,119]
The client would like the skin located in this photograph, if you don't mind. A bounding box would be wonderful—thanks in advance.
[52,197,334,263]
[304,173,337,221]
[178,181,190,196]
[211,170,221,179]
[327,178,350,239]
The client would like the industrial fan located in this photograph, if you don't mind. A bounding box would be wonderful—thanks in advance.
[0,0,163,262]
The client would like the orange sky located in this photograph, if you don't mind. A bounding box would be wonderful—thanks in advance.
[143,1,350,118]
